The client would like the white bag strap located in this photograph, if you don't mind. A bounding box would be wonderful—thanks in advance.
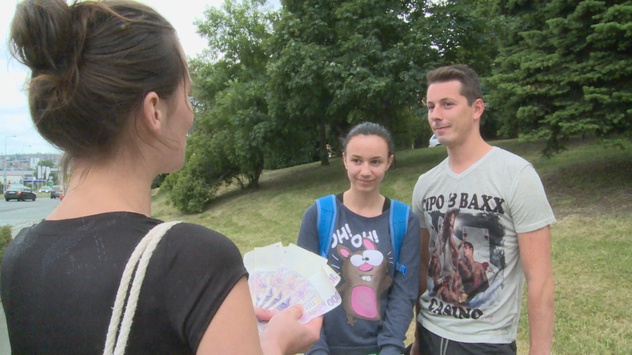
[103,221,181,355]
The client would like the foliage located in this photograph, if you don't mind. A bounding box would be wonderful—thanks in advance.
[485,0,632,154]
[194,0,275,186]
[408,0,503,142]
[268,0,339,166]
[271,0,485,162]
[0,225,12,274]
[36,160,55,168]
[275,0,503,157]
[162,106,255,213]
[165,0,277,212]
[325,0,428,132]
[409,0,500,77]
[176,0,500,212]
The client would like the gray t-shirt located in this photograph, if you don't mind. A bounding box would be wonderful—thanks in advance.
[412,147,556,344]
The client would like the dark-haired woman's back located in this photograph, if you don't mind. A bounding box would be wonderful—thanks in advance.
[3,1,321,353]
[2,214,244,353]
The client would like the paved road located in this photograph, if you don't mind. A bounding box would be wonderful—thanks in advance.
[0,196,59,352]
[0,196,60,237]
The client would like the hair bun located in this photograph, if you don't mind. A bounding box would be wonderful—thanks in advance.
[10,0,74,73]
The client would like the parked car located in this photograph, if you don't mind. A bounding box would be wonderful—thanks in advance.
[428,134,441,148]
[4,185,37,202]
[51,185,64,199]
[39,186,52,193]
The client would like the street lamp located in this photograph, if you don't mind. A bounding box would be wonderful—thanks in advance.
[4,135,17,191]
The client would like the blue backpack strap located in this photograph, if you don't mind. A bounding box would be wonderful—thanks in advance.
[316,195,337,258]
[390,199,410,275]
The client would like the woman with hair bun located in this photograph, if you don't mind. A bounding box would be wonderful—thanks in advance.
[1,1,321,354]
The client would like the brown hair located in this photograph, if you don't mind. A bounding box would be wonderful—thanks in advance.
[343,122,395,157]
[9,0,188,177]
[426,64,482,105]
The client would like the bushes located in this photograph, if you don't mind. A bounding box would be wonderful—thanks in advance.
[0,225,12,274]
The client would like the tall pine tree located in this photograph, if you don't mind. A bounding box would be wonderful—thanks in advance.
[486,0,632,154]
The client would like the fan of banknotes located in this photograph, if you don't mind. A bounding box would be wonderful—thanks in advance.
[243,243,342,331]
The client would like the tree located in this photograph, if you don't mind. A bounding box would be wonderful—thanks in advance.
[268,0,339,165]
[326,0,432,150]
[165,0,506,212]
[580,2,632,138]
[270,0,443,163]
[408,0,502,140]
[486,0,632,154]
[164,0,277,212]
[410,0,500,76]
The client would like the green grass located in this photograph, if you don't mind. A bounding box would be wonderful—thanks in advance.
[152,136,632,354]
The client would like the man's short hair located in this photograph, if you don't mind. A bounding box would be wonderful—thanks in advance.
[426,65,482,105]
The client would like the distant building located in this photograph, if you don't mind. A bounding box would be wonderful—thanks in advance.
[2,170,41,186]
[1,153,62,191]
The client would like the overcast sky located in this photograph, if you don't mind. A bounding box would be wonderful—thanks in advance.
[0,0,223,155]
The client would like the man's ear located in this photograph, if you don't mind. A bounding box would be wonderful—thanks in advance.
[140,91,164,135]
[473,98,485,122]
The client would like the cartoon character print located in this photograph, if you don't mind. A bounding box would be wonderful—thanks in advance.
[336,239,392,326]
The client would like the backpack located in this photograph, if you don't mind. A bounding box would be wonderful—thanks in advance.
[315,194,410,275]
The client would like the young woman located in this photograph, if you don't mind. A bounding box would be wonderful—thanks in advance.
[1,1,320,354]
[297,122,421,355]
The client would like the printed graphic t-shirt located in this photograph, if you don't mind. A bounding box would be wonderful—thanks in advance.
[298,195,420,355]
[412,147,556,344]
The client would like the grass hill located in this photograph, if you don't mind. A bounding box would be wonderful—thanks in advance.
[152,136,632,354]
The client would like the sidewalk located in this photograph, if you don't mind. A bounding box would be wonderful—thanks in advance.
[0,303,9,353]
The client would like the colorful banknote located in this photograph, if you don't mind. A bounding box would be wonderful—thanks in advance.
[243,243,342,329]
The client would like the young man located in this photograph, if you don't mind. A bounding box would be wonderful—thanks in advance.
[411,65,555,354]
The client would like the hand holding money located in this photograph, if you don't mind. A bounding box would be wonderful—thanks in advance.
[259,304,323,355]
[244,243,342,331]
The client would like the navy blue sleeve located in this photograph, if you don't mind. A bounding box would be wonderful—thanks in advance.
[297,203,320,254]
[378,211,421,354]
[297,202,330,355]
